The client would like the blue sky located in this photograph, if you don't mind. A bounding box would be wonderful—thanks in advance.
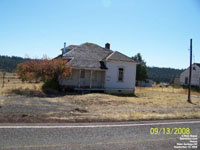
[0,0,200,69]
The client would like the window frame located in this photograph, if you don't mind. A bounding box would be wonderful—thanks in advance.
[185,77,188,85]
[118,67,124,82]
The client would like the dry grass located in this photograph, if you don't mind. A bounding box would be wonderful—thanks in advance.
[0,72,42,96]
[64,89,200,121]
[0,72,200,122]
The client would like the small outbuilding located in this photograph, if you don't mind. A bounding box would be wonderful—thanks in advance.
[180,63,200,87]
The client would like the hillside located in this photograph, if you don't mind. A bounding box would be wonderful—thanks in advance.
[147,67,184,83]
[0,55,184,83]
[0,55,26,72]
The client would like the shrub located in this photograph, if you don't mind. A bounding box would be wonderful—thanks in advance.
[16,58,72,92]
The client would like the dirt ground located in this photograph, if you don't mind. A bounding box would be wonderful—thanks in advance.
[0,72,200,123]
[0,88,200,123]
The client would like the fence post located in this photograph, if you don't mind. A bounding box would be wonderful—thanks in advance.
[2,72,6,88]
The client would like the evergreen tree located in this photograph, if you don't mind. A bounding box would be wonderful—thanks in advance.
[132,53,148,81]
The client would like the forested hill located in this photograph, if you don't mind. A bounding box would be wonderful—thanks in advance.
[147,67,185,83]
[0,55,26,72]
[0,55,185,83]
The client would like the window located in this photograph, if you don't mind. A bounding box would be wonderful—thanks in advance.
[193,67,196,70]
[185,77,188,85]
[80,70,85,79]
[118,68,124,81]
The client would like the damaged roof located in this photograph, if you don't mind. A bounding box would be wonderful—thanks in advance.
[105,51,135,62]
[194,63,200,68]
[60,42,136,69]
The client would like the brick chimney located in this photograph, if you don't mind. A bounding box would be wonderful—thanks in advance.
[105,43,110,49]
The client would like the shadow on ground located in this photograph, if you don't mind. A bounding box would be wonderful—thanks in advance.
[8,88,65,98]
[8,88,136,98]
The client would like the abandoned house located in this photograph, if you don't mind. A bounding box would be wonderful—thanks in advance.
[57,42,138,93]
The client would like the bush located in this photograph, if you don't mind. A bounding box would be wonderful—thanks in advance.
[42,80,59,94]
[16,58,72,91]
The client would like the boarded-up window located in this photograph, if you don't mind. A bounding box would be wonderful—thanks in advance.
[118,68,124,81]
[80,70,85,79]
[185,77,188,85]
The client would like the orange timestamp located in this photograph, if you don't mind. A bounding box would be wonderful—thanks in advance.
[150,128,190,135]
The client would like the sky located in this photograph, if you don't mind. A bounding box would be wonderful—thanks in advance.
[0,0,200,69]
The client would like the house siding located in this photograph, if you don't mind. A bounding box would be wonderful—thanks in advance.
[104,61,136,90]
[180,64,200,86]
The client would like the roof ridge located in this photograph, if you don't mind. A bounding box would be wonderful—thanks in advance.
[105,51,136,62]
[105,51,116,60]
[194,63,200,68]
[63,45,80,56]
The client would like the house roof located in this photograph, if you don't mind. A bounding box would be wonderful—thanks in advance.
[105,51,135,62]
[60,42,136,69]
[194,63,200,68]
[61,45,78,51]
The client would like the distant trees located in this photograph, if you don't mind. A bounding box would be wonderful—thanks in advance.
[131,53,184,83]
[0,55,185,84]
[132,53,148,81]
[0,55,25,72]
[16,58,72,91]
[147,67,184,83]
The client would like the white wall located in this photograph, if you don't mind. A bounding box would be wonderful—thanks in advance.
[180,64,200,86]
[104,61,136,90]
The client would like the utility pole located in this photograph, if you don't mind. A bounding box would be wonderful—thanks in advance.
[188,39,192,103]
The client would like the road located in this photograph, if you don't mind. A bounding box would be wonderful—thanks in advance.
[0,119,199,150]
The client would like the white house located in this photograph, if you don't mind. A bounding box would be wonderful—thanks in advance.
[57,42,138,93]
[180,63,200,87]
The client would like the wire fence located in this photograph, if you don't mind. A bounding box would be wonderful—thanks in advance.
[0,72,21,87]
[136,85,200,96]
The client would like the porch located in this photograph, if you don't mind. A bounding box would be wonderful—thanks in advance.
[59,68,105,89]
